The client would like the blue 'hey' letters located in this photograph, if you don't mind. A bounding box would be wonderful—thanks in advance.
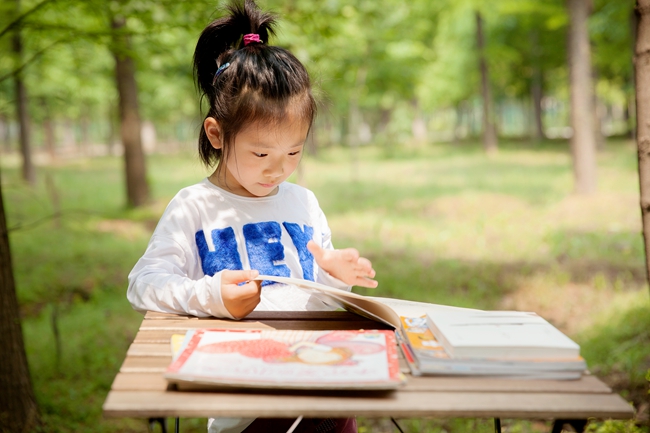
[196,221,315,284]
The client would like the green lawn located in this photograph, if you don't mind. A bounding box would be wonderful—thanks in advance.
[2,138,648,432]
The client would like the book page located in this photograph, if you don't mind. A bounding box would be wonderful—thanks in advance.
[254,275,402,328]
[368,296,481,318]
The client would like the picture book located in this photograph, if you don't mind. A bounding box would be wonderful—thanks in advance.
[400,316,586,379]
[164,328,405,391]
[425,311,581,360]
[253,275,478,329]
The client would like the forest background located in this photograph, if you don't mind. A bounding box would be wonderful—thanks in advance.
[1,0,649,432]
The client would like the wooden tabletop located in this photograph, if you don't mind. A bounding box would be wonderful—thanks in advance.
[102,311,634,420]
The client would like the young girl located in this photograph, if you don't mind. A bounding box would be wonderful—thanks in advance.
[127,1,376,432]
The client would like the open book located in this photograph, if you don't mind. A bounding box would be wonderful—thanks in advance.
[253,275,476,328]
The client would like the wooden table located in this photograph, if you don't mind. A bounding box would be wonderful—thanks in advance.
[103,311,634,432]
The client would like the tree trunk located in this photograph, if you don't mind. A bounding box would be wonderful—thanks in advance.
[453,102,463,144]
[530,28,546,141]
[476,11,498,154]
[81,113,90,156]
[635,0,650,292]
[567,0,597,194]
[42,98,56,162]
[107,103,116,156]
[592,68,606,150]
[630,8,639,139]
[0,167,41,431]
[12,8,35,186]
[111,15,150,208]
[411,99,427,145]
[0,113,10,153]
[348,67,367,181]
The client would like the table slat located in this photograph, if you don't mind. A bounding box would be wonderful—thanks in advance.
[110,372,612,395]
[127,343,171,357]
[103,390,633,419]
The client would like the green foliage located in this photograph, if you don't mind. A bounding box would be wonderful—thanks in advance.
[585,419,644,433]
[0,0,636,145]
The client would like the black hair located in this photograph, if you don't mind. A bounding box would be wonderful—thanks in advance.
[193,0,316,169]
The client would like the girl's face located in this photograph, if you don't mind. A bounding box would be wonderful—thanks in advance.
[207,115,309,197]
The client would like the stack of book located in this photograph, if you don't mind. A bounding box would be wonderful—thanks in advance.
[400,311,586,380]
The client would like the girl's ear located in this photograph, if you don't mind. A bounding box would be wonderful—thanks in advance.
[204,117,222,149]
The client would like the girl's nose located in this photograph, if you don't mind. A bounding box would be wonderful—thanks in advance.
[265,161,284,178]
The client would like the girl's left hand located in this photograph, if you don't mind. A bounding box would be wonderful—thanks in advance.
[307,240,378,288]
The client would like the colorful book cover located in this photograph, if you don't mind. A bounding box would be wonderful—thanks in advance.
[165,328,405,390]
[400,316,448,359]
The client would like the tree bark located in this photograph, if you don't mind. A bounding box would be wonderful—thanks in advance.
[476,11,498,154]
[0,113,10,153]
[0,167,41,431]
[531,29,546,141]
[111,15,150,208]
[567,0,598,194]
[42,98,56,161]
[630,8,639,139]
[635,0,650,292]
[12,6,35,186]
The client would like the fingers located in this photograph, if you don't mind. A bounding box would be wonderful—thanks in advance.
[355,257,375,278]
[307,240,323,259]
[222,269,260,285]
[338,247,360,262]
[220,270,262,319]
[354,277,379,289]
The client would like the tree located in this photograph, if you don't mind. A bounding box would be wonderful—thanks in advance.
[0,168,41,431]
[12,0,35,186]
[476,11,498,153]
[111,12,150,208]
[635,0,650,292]
[567,0,597,194]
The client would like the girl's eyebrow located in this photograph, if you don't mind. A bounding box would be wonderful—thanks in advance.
[249,141,305,149]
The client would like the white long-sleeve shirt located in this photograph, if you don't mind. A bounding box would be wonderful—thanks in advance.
[128,178,350,319]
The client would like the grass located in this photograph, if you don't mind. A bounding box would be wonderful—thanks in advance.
[1,138,649,432]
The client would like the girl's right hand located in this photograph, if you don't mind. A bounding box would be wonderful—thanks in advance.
[220,270,261,319]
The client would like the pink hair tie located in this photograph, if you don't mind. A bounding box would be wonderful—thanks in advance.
[243,33,262,46]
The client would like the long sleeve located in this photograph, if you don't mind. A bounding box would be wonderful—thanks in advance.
[127,233,235,319]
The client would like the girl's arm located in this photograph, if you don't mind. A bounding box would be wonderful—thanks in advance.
[127,233,237,318]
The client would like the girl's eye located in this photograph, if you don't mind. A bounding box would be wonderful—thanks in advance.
[289,150,301,156]
[254,152,267,157]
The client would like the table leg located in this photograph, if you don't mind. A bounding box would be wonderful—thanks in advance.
[148,417,167,433]
[551,419,588,433]
[175,417,180,433]
[494,418,502,433]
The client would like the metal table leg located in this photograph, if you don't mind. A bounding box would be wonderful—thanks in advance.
[551,419,588,433]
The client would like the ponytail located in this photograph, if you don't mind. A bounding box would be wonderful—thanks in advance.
[193,0,315,168]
